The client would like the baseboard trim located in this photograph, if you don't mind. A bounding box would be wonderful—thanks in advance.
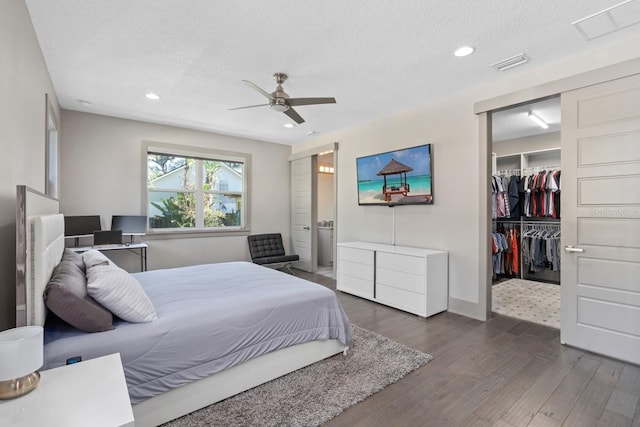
[448,297,488,321]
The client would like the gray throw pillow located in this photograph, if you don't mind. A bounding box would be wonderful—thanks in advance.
[62,248,85,272]
[44,260,114,332]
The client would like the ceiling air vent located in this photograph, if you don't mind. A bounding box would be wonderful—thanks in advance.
[572,0,640,41]
[492,53,530,71]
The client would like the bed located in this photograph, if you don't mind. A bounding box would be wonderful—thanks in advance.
[15,185,351,427]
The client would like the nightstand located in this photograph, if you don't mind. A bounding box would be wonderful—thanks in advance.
[0,353,134,426]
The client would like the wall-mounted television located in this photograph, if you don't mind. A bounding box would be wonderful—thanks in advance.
[356,143,433,206]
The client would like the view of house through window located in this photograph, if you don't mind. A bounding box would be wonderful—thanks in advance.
[147,150,245,230]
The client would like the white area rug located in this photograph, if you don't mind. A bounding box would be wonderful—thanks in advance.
[162,325,432,427]
[492,278,560,329]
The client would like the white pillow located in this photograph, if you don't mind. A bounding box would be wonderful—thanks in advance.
[83,249,112,268]
[86,264,157,323]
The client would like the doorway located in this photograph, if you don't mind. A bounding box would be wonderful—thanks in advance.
[489,95,562,329]
[478,62,640,364]
[289,143,338,275]
[316,151,335,278]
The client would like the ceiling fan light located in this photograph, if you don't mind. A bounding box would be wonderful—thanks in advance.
[270,103,289,112]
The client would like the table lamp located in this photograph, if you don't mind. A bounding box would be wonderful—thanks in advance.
[0,326,43,400]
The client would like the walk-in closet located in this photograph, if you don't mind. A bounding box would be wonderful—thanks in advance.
[490,96,561,329]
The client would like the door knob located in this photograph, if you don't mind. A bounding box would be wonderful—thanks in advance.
[564,245,584,254]
[303,226,310,230]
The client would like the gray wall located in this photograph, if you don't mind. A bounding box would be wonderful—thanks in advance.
[317,173,334,223]
[0,1,61,330]
[493,132,561,157]
[60,111,292,272]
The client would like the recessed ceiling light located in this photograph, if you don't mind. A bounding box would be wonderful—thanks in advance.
[145,93,161,100]
[454,46,475,57]
[283,123,295,128]
[305,131,318,136]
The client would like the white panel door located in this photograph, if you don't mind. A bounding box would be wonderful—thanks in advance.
[290,156,316,272]
[561,73,640,365]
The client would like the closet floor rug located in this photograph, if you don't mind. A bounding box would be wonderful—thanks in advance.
[492,278,560,329]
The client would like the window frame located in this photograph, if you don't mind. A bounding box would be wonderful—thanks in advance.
[143,141,251,236]
[45,94,59,199]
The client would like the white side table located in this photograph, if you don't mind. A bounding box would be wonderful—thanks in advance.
[0,353,134,426]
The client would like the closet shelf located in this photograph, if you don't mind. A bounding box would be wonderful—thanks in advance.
[493,147,560,175]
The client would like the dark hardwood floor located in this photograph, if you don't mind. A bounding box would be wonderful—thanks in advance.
[295,270,640,427]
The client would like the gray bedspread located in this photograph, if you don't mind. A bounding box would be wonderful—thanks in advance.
[44,261,351,404]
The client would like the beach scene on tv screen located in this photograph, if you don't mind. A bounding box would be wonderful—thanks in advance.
[357,144,432,205]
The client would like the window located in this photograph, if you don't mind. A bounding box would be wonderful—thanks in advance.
[146,143,248,232]
[45,94,59,198]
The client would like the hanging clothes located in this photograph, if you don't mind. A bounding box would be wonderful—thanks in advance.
[521,225,561,274]
[521,168,561,219]
[492,224,520,278]
[508,175,521,218]
[492,173,517,219]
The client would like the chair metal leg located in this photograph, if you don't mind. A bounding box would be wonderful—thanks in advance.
[275,262,296,275]
[283,263,296,275]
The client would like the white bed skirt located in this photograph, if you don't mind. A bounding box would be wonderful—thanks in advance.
[133,338,346,427]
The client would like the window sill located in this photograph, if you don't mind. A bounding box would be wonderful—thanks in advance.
[143,228,251,240]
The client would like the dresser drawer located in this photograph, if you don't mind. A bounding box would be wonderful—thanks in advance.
[376,267,425,294]
[338,246,374,266]
[337,273,374,299]
[376,284,426,316]
[338,259,374,281]
[376,252,426,275]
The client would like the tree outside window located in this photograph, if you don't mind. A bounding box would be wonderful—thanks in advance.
[147,151,245,231]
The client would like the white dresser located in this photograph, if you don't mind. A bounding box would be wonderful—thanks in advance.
[337,241,448,317]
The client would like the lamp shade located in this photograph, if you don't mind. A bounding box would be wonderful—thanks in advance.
[0,326,43,380]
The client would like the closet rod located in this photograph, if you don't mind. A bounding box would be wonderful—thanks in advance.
[521,165,561,172]
[522,220,561,225]
[495,169,521,175]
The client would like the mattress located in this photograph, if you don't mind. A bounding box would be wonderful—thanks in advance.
[44,261,352,404]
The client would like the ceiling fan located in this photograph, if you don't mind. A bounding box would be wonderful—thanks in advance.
[230,72,336,124]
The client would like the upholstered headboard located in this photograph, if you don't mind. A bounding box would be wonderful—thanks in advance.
[16,185,61,327]
[29,214,65,326]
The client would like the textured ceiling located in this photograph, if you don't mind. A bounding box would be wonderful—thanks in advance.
[25,0,640,145]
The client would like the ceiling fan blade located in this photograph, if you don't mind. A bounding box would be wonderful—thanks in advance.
[229,103,270,111]
[287,97,336,106]
[283,107,305,124]
[242,80,274,100]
